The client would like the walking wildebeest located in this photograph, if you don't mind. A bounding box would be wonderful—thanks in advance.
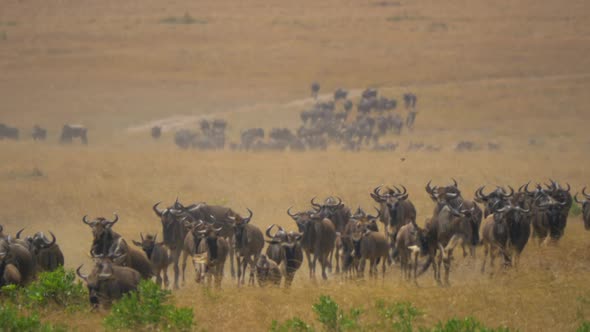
[574,187,590,230]
[0,123,19,140]
[77,257,141,308]
[132,233,170,288]
[229,209,264,286]
[480,203,531,273]
[31,125,47,141]
[60,124,87,144]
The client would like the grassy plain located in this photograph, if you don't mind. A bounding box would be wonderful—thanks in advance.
[1,0,590,330]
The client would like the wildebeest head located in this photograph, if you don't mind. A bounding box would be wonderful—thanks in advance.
[474,185,514,218]
[310,196,344,218]
[426,179,462,205]
[82,214,119,241]
[544,179,572,212]
[370,185,408,227]
[265,224,287,244]
[153,202,187,246]
[132,233,158,259]
[287,207,314,233]
[29,231,57,256]
[77,258,119,307]
[228,209,253,245]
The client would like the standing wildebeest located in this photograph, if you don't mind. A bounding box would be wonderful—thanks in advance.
[334,88,348,101]
[311,82,320,99]
[480,203,531,273]
[60,124,87,144]
[229,209,263,286]
[29,231,64,272]
[370,185,416,252]
[350,221,389,278]
[77,257,141,308]
[132,233,170,288]
[523,184,568,245]
[289,207,336,280]
[574,187,590,230]
[153,202,190,288]
[31,125,47,141]
[83,214,152,279]
[396,222,428,283]
[192,221,229,288]
[151,126,162,140]
[0,123,19,140]
[310,196,351,273]
[265,224,303,287]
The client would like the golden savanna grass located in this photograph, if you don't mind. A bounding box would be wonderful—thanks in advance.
[1,0,590,331]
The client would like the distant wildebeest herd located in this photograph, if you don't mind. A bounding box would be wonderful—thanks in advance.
[0,179,587,308]
[0,123,88,144]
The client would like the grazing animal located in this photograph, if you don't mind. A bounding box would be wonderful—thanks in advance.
[230,209,264,286]
[132,233,170,288]
[60,124,87,144]
[76,258,141,308]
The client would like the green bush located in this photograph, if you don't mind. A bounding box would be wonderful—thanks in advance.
[1,267,87,310]
[312,295,362,332]
[270,317,315,332]
[579,321,590,332]
[0,304,65,332]
[103,280,194,331]
[374,300,421,332]
[428,317,511,332]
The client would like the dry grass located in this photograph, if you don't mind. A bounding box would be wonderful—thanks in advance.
[0,0,589,330]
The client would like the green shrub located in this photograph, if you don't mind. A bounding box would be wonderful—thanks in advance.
[312,295,362,332]
[0,304,65,332]
[374,300,422,332]
[428,317,511,332]
[1,267,87,310]
[571,202,583,217]
[270,317,315,332]
[103,280,194,331]
[578,321,590,332]
[24,266,87,307]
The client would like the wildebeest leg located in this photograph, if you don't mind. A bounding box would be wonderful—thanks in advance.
[490,246,497,270]
[163,266,169,289]
[181,250,189,286]
[481,244,489,273]
[335,243,341,274]
[172,249,181,289]
[155,269,163,288]
[313,252,320,280]
[412,252,419,285]
[434,252,442,286]
[249,255,258,286]
[228,236,235,278]
[236,256,243,286]
[305,250,314,279]
[321,253,329,280]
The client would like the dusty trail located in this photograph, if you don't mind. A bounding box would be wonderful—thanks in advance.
[125,71,590,134]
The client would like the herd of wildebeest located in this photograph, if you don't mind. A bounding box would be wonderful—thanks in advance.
[0,179,588,308]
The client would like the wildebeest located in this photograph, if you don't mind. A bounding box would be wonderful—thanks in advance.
[29,231,64,272]
[310,196,351,273]
[333,88,348,101]
[0,123,19,140]
[289,207,336,280]
[480,203,531,273]
[191,221,229,288]
[174,129,197,149]
[77,258,141,308]
[370,185,416,251]
[31,125,47,141]
[151,126,162,140]
[524,183,569,244]
[396,222,428,283]
[255,254,282,287]
[350,221,389,278]
[83,214,152,279]
[574,187,590,230]
[229,209,264,286]
[311,82,320,99]
[132,233,170,288]
[0,237,35,286]
[60,124,87,144]
[264,224,303,287]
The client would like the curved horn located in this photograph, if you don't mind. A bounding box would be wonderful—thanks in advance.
[514,206,530,213]
[501,186,514,198]
[107,213,119,227]
[574,193,583,204]
[44,231,57,247]
[496,205,512,213]
[395,185,407,197]
[15,228,25,239]
[153,202,164,217]
[213,226,223,233]
[243,209,253,223]
[425,180,435,194]
[564,183,571,192]
[583,187,590,199]
[335,196,343,207]
[287,207,299,218]
[373,207,382,220]
[524,182,535,195]
[451,178,458,187]
[265,224,277,239]
[140,232,144,241]
[374,185,385,197]
[153,233,157,242]
[310,197,321,210]
[82,215,91,225]
[76,265,88,282]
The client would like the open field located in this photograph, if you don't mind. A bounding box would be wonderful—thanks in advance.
[1,0,590,330]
